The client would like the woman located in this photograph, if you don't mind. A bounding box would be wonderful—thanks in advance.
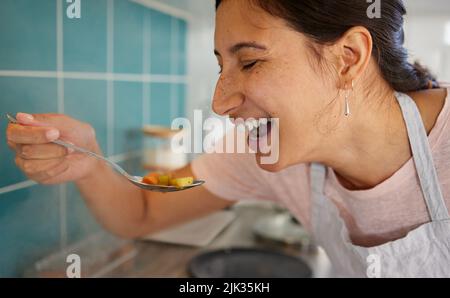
[6,0,450,277]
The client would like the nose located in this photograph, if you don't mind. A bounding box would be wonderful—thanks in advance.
[212,74,244,116]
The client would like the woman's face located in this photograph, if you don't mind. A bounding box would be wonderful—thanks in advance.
[213,0,340,172]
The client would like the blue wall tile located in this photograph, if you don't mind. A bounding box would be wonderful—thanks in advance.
[64,0,107,72]
[113,82,143,155]
[0,185,60,277]
[0,1,188,277]
[176,83,187,118]
[63,79,108,154]
[0,0,56,70]
[0,77,57,188]
[176,19,187,75]
[120,156,146,177]
[114,0,143,74]
[150,83,171,126]
[66,183,102,246]
[150,10,172,75]
[65,152,143,246]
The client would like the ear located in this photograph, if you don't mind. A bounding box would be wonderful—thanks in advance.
[332,26,373,89]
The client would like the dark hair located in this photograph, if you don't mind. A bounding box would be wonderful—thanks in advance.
[216,0,438,92]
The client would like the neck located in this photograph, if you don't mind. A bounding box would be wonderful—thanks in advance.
[315,86,412,190]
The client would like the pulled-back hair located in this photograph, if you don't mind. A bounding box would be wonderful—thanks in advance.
[216,0,438,92]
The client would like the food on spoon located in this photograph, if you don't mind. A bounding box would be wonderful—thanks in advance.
[169,177,194,188]
[142,172,193,188]
[142,173,159,185]
[157,174,171,186]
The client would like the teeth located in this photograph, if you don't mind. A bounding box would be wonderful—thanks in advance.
[244,118,270,131]
[259,118,268,126]
[245,121,254,131]
[245,119,257,131]
[249,130,258,140]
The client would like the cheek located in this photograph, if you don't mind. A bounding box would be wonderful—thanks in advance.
[245,61,323,121]
[243,64,299,114]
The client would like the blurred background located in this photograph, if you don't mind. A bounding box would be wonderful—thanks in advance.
[0,0,450,277]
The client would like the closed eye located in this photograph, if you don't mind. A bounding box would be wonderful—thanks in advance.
[217,61,258,74]
[242,61,258,71]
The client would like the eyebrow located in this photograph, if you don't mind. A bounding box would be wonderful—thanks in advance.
[214,42,267,56]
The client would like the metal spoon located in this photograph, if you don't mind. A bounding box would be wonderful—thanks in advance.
[6,114,204,193]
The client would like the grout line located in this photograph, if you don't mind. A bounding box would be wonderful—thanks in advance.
[170,86,177,122]
[130,0,192,22]
[56,0,68,250]
[143,82,150,125]
[106,0,115,157]
[56,0,64,93]
[143,10,150,76]
[59,185,67,248]
[90,248,139,278]
[0,151,142,196]
[56,0,65,113]
[0,180,37,195]
[170,17,178,120]
[170,17,178,76]
[56,0,64,113]
[142,10,151,125]
[0,70,187,83]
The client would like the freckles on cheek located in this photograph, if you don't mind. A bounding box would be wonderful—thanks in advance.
[244,72,270,103]
[251,68,292,102]
[217,76,229,98]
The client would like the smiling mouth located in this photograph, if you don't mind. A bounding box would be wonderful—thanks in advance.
[244,118,273,153]
[247,118,272,139]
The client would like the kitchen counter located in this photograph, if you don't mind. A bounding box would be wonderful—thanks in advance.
[101,202,332,278]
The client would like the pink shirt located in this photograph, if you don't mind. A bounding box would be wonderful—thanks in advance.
[192,88,450,247]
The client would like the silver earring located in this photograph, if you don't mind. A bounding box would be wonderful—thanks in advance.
[344,81,353,117]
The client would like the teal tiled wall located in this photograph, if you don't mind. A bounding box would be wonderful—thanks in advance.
[0,0,187,277]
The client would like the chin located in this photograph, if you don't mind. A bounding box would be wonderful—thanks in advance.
[255,154,287,172]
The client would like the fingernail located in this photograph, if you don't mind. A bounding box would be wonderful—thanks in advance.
[46,129,59,140]
[17,113,34,121]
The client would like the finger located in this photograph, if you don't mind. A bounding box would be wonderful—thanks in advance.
[20,143,70,160]
[7,123,60,144]
[15,156,65,176]
[40,162,71,185]
[7,140,20,152]
[16,113,64,127]
[16,112,35,125]
[28,161,70,184]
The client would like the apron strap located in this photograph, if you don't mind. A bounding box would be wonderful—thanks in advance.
[310,163,326,198]
[395,92,450,221]
[310,163,327,231]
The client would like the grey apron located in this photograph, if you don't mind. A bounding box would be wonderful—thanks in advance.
[310,92,450,277]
